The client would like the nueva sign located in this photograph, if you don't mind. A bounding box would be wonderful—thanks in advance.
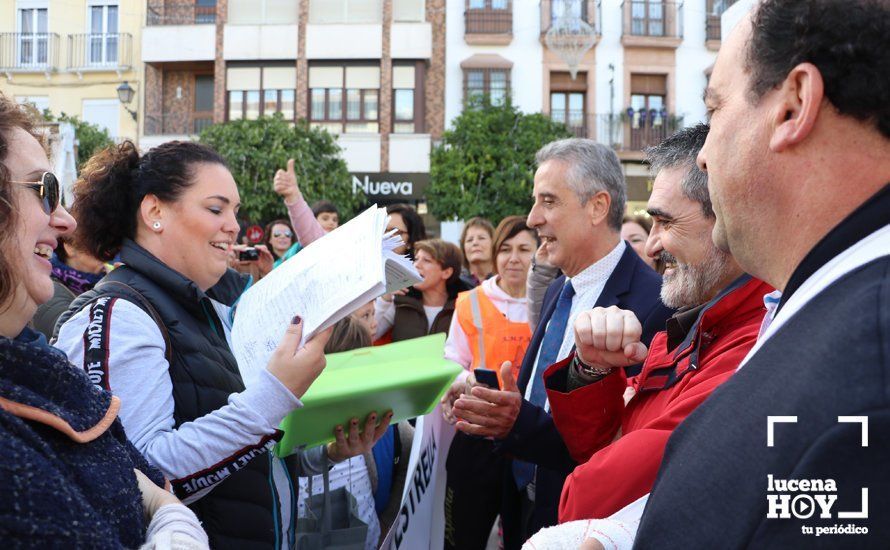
[352,174,414,198]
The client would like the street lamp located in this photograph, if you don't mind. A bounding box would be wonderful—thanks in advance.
[116,81,137,121]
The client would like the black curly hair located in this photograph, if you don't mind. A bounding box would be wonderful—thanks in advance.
[72,140,228,262]
[746,0,889,138]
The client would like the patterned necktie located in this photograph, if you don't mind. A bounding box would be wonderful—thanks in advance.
[513,280,575,490]
[528,280,575,407]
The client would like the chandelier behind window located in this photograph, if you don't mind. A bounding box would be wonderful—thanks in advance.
[545,0,596,80]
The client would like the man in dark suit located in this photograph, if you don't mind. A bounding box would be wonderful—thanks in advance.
[627,0,890,548]
[451,138,673,547]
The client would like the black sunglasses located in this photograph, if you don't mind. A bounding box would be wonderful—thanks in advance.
[11,172,60,214]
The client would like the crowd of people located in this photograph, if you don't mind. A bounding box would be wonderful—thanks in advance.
[0,0,887,548]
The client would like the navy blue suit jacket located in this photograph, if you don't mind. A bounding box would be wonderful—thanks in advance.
[499,244,674,535]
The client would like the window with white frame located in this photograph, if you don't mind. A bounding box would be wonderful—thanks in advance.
[392,64,420,133]
[227,66,297,121]
[309,64,380,134]
[88,2,119,66]
[228,0,298,25]
[17,2,49,67]
[393,0,424,22]
[464,68,509,106]
[309,0,382,24]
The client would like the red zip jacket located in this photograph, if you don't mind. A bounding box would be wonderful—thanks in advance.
[543,276,773,522]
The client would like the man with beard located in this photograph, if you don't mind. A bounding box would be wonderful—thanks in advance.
[632,0,890,547]
[524,124,773,538]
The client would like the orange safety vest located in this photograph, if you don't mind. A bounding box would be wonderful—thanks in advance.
[455,287,532,388]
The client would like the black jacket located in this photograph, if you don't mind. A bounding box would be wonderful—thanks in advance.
[390,281,472,342]
[64,239,282,549]
[635,185,890,549]
[0,328,164,548]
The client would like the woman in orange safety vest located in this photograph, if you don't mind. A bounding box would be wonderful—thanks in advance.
[441,215,539,550]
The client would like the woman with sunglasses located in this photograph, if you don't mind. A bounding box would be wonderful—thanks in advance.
[55,140,390,549]
[0,95,208,547]
[264,218,297,268]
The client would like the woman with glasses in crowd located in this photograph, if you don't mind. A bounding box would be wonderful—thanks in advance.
[55,139,389,549]
[264,218,297,267]
[0,95,208,548]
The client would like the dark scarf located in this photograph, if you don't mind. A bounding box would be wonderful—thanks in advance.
[51,255,105,296]
[0,332,163,547]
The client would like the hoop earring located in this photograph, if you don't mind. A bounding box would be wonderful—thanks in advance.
[152,221,161,230]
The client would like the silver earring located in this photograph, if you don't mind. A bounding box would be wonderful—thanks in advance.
[152,221,161,230]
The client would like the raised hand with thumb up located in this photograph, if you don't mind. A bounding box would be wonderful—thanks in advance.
[273,158,302,204]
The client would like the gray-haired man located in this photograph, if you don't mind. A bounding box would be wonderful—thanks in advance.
[451,138,674,547]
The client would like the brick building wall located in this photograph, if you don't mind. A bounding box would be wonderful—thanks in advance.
[426,0,446,139]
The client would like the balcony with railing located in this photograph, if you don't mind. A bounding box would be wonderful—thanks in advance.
[67,33,133,74]
[464,1,513,45]
[550,111,683,154]
[0,32,60,75]
[144,112,214,137]
[541,0,601,36]
[705,0,737,48]
[621,1,683,48]
[147,1,216,26]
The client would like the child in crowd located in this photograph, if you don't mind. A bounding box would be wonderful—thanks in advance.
[312,200,340,232]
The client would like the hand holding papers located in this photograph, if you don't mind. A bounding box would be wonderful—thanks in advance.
[232,205,421,387]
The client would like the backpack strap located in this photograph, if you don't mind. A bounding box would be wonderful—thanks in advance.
[52,280,173,364]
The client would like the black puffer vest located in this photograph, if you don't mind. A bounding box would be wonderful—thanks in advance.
[62,239,282,549]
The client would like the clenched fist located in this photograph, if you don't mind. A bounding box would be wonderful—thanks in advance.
[574,306,649,369]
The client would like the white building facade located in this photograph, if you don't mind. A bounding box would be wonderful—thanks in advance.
[444,0,736,212]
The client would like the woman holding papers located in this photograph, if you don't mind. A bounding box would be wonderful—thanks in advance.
[385,203,427,259]
[440,216,539,550]
[0,95,207,548]
[55,140,388,549]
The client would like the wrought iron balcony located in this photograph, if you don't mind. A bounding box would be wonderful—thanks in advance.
[550,111,684,152]
[465,1,513,35]
[0,32,60,74]
[147,1,217,26]
[67,33,133,72]
[706,0,738,42]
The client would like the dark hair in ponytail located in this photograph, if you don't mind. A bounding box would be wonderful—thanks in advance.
[72,140,227,261]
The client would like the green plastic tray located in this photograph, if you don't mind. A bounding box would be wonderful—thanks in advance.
[275,333,462,457]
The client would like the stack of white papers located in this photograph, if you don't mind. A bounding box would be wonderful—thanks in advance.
[232,205,421,386]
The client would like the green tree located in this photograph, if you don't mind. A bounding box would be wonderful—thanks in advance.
[199,114,362,224]
[427,100,572,223]
[42,110,114,170]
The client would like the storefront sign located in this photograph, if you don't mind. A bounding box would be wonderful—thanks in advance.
[352,172,430,201]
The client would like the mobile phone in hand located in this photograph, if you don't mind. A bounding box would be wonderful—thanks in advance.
[474,368,500,390]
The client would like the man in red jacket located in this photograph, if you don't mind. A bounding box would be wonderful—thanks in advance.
[540,123,773,524]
